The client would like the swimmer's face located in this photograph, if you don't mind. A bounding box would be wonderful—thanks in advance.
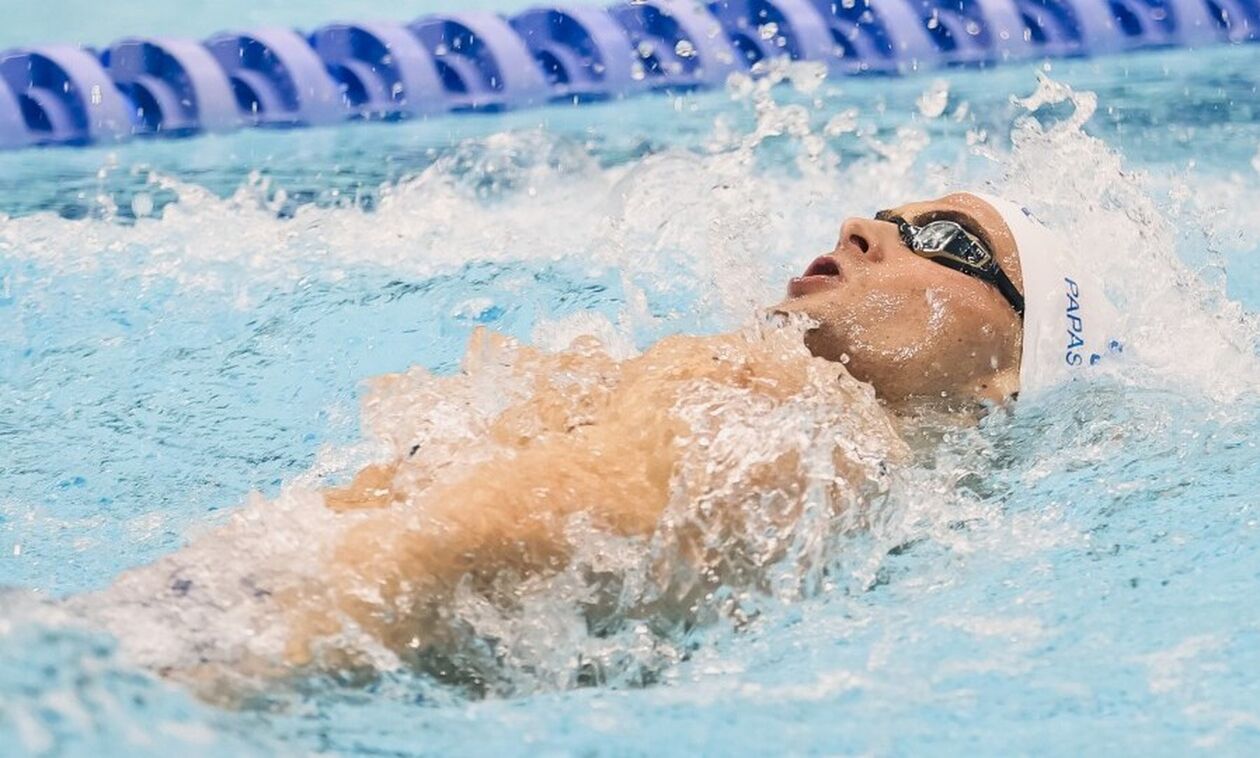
[776,193,1024,406]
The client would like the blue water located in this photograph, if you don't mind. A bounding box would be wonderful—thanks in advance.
[3,3,1260,754]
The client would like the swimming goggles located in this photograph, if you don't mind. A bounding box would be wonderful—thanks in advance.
[875,211,1025,318]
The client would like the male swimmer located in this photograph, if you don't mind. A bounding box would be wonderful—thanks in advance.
[91,191,1121,697]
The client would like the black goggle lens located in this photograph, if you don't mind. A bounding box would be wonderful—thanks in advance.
[874,210,1024,318]
[913,221,968,257]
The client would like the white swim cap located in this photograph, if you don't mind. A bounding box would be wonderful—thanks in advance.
[970,192,1125,396]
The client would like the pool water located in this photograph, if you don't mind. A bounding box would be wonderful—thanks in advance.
[3,2,1260,754]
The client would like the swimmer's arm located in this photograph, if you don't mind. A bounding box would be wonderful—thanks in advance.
[288,434,669,667]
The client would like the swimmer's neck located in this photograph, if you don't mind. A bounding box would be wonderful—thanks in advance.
[837,365,1019,418]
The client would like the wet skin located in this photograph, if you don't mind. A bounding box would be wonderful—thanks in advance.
[112,193,1030,699]
[289,195,1029,682]
[775,192,1026,407]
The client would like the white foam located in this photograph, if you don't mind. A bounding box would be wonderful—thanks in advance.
[987,74,1260,403]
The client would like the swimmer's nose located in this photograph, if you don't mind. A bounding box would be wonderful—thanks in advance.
[837,217,889,262]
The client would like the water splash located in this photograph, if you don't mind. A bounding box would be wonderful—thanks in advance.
[0,57,1257,755]
[992,74,1260,402]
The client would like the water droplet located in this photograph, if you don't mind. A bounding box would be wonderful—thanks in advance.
[916,79,950,119]
[630,61,646,81]
[637,41,655,59]
[131,192,154,218]
[674,39,696,59]
[726,72,755,98]
[787,61,828,94]
[965,20,982,36]
[823,108,858,135]
[758,22,779,40]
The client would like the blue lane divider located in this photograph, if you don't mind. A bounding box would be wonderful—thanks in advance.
[804,0,937,73]
[0,45,133,145]
[510,6,647,101]
[103,38,240,135]
[204,28,344,127]
[1012,0,1091,57]
[1209,0,1260,40]
[0,74,30,149]
[915,0,1035,64]
[609,0,743,89]
[409,12,550,109]
[708,0,835,68]
[0,0,1256,148]
[309,22,447,119]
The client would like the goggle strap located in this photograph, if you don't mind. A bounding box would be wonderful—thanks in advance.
[991,267,1026,318]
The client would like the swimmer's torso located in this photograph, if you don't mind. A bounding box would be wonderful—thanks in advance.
[89,321,905,697]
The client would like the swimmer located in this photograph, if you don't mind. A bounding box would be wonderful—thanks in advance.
[91,191,1120,697]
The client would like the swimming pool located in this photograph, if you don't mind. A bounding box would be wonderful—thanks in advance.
[2,0,1260,754]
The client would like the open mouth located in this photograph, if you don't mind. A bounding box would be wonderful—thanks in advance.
[787,255,843,298]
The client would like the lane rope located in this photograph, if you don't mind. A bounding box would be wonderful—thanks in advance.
[0,0,1254,148]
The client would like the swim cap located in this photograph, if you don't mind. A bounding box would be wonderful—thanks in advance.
[970,192,1124,396]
